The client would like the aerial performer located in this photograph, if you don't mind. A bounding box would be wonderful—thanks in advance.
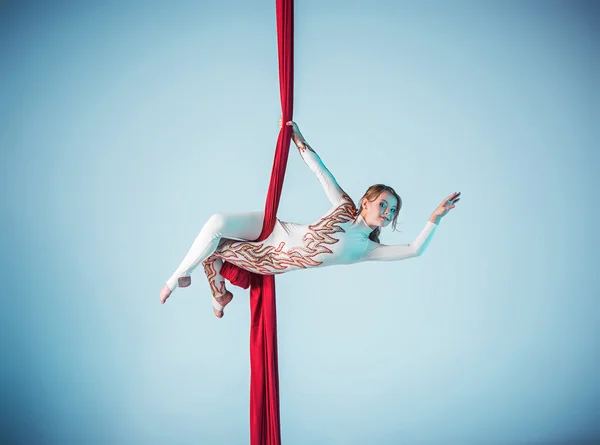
[159,119,461,316]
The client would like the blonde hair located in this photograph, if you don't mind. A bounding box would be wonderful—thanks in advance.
[356,184,402,243]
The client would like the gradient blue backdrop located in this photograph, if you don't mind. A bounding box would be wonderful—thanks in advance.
[1,1,598,444]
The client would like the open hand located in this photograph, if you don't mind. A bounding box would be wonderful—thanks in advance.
[431,192,461,219]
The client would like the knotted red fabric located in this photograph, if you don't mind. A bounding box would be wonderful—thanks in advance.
[220,1,293,444]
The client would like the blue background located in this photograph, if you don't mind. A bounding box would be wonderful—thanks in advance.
[1,1,598,444]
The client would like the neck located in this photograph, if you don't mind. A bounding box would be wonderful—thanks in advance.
[355,212,379,232]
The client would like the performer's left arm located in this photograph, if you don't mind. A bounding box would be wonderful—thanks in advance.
[364,220,438,261]
[364,192,460,261]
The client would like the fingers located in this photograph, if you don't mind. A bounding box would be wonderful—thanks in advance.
[444,191,461,204]
[279,119,295,131]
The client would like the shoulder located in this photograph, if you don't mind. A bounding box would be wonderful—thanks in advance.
[339,192,356,208]
[336,193,358,217]
[315,193,358,224]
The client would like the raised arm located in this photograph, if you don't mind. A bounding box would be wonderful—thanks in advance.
[284,120,347,206]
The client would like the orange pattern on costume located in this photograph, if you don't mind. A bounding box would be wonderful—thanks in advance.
[203,259,226,297]
[206,195,358,276]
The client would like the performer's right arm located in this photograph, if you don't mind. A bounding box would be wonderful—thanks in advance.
[286,121,348,206]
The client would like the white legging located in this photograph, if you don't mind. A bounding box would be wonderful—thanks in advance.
[166,211,265,291]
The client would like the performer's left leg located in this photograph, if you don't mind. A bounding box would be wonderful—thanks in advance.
[160,211,264,304]
[202,256,232,318]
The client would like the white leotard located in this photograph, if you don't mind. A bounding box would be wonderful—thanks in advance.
[166,140,437,296]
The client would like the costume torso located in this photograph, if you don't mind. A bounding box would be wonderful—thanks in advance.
[209,141,438,276]
[212,195,377,274]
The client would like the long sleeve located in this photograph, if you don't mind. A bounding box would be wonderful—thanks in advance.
[363,221,438,262]
[296,140,347,206]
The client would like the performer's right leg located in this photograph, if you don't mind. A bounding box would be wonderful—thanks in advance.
[160,212,264,303]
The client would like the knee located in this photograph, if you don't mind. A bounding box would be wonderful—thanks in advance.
[207,213,227,232]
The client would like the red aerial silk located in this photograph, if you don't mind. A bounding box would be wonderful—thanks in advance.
[220,1,294,444]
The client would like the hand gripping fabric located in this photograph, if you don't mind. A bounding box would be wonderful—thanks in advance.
[220,1,294,444]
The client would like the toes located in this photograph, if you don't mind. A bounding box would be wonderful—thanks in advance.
[212,292,231,318]
[160,287,171,304]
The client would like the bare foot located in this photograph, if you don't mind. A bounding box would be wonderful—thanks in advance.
[213,291,233,318]
[160,284,172,304]
[178,276,191,288]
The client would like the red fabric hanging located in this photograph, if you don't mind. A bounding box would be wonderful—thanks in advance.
[220,1,293,444]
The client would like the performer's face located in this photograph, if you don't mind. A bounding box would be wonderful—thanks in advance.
[361,191,398,229]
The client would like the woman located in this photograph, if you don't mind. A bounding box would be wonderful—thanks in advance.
[160,121,460,317]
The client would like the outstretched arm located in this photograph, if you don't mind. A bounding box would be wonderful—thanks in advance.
[363,192,461,261]
[282,120,347,206]
[364,220,438,261]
